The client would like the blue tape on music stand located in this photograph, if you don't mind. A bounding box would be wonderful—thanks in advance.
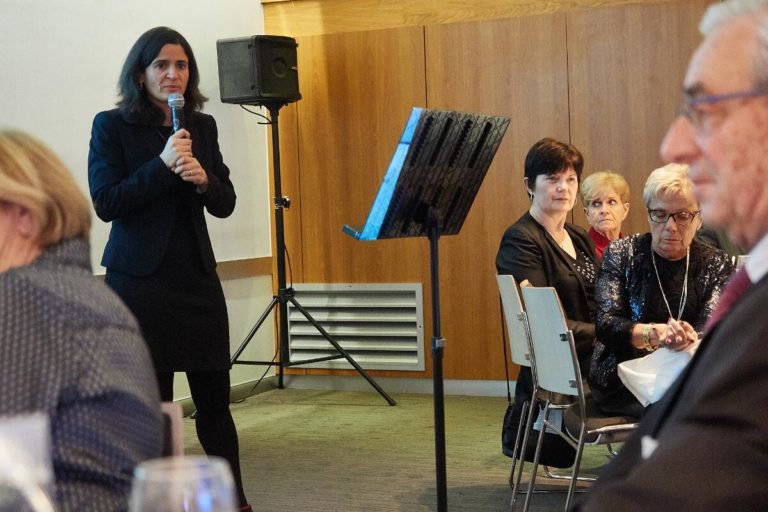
[345,107,423,240]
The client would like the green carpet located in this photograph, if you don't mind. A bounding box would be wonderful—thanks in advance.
[182,389,613,511]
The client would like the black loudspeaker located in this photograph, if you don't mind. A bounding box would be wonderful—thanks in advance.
[216,35,301,105]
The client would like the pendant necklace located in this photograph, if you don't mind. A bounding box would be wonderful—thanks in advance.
[651,246,689,321]
[549,228,575,258]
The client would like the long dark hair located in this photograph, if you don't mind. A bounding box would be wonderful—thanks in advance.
[116,26,207,123]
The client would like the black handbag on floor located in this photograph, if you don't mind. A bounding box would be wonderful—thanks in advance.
[501,399,576,469]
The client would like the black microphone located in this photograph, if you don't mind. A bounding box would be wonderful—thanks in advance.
[168,93,185,133]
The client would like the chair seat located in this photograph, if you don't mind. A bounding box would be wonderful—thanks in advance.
[564,399,638,444]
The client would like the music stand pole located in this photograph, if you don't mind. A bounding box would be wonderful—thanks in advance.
[230,102,396,405]
[428,211,448,512]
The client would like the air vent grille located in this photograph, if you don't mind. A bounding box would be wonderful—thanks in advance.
[287,283,424,371]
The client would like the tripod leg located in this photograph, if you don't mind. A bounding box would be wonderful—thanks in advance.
[288,296,396,406]
[231,296,280,364]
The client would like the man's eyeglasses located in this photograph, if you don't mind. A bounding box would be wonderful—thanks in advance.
[678,86,768,131]
[648,209,700,226]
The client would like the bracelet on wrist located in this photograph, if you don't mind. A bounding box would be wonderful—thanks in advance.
[642,323,656,352]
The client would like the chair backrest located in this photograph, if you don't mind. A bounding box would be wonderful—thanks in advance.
[520,286,580,397]
[496,274,531,368]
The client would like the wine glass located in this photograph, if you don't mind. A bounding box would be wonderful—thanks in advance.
[129,456,236,512]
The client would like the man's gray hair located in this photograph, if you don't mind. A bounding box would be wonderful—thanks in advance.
[701,0,768,87]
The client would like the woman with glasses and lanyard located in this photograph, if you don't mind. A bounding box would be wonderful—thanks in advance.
[588,163,734,418]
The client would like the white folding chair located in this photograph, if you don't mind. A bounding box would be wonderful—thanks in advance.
[520,286,638,511]
[496,275,537,509]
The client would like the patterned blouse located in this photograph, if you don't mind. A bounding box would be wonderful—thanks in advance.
[0,238,162,511]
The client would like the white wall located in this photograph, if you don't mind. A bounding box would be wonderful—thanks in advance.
[0,0,278,397]
[0,0,272,266]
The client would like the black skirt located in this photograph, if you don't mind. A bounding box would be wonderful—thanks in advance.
[106,266,230,372]
[105,203,230,372]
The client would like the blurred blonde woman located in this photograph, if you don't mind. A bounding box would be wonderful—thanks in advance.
[0,129,161,512]
[580,170,630,260]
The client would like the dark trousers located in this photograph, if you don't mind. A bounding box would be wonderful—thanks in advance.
[157,370,248,507]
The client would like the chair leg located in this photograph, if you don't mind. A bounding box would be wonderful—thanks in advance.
[508,400,529,489]
[564,426,587,511]
[510,399,536,510]
[522,401,549,512]
[543,465,596,483]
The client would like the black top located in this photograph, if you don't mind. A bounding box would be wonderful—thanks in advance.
[88,109,236,276]
[496,211,598,359]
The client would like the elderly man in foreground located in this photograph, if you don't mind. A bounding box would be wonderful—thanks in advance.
[574,0,768,509]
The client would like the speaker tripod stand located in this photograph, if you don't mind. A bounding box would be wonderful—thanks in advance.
[230,101,396,406]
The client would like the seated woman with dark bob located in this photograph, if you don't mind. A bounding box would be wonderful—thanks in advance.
[589,163,734,418]
[497,137,598,407]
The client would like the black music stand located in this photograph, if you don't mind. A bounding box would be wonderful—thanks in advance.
[343,107,510,511]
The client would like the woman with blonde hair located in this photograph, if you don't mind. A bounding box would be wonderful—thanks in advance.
[580,170,630,260]
[0,129,162,511]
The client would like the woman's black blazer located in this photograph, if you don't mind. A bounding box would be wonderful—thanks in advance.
[496,211,598,368]
[88,109,236,276]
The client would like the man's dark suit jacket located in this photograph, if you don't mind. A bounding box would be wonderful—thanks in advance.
[88,109,236,276]
[496,211,597,371]
[574,273,768,511]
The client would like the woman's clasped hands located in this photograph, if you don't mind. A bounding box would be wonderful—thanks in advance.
[661,317,697,351]
[160,129,209,192]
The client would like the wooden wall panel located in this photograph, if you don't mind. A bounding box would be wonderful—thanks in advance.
[270,0,713,382]
[295,27,428,283]
[263,0,680,37]
[291,27,431,377]
[425,15,570,379]
[567,0,710,235]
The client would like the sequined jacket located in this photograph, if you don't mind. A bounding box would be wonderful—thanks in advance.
[589,233,733,391]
